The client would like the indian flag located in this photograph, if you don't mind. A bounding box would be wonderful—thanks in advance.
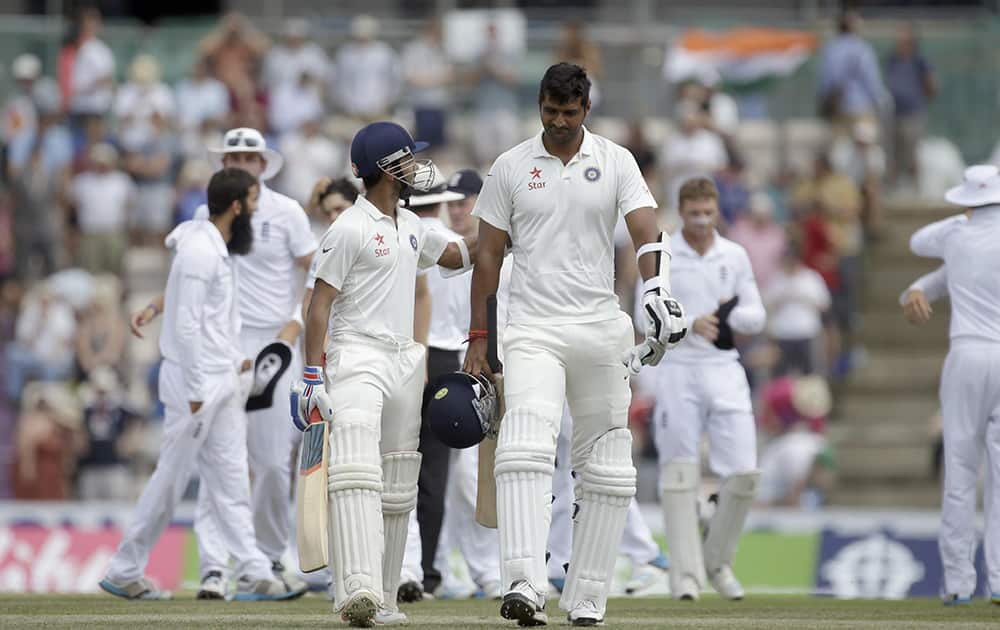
[664,27,818,90]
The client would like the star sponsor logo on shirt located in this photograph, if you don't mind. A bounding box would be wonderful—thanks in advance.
[374,232,390,258]
[528,166,545,190]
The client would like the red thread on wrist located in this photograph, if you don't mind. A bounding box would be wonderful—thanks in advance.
[467,329,489,343]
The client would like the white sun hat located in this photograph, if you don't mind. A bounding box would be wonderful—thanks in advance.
[944,164,1000,208]
[207,127,284,181]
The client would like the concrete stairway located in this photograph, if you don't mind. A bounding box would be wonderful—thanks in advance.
[826,199,956,508]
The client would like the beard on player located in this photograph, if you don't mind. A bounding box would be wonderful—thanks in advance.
[228,200,254,255]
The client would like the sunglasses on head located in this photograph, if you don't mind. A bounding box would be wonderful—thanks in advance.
[227,135,260,148]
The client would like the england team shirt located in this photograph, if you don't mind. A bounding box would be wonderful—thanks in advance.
[639,231,765,363]
[195,183,317,329]
[911,208,1000,343]
[473,127,656,325]
[313,196,450,344]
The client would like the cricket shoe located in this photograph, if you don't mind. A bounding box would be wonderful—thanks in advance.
[397,579,424,603]
[99,576,172,600]
[500,579,547,627]
[625,553,670,596]
[567,600,604,627]
[197,571,227,600]
[271,560,309,598]
[374,606,408,626]
[708,565,744,600]
[340,589,379,627]
[674,575,700,601]
[478,580,502,600]
[234,575,308,601]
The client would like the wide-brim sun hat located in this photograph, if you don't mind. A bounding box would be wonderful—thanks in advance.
[207,127,284,181]
[944,164,1000,208]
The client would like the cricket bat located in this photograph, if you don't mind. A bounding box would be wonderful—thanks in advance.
[475,294,503,529]
[296,408,329,572]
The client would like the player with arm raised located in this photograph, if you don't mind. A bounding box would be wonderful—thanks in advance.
[292,121,475,627]
[463,63,685,627]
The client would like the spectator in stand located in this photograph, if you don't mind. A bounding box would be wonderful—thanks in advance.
[4,283,76,402]
[123,111,177,245]
[114,55,175,153]
[727,191,787,293]
[817,10,885,137]
[57,20,80,113]
[714,154,751,227]
[263,18,330,95]
[757,375,836,509]
[662,99,727,218]
[74,275,126,382]
[764,242,832,377]
[173,158,212,225]
[175,58,232,157]
[3,54,41,153]
[830,118,886,237]
[554,20,603,107]
[11,382,84,500]
[677,79,740,141]
[468,21,520,168]
[334,15,400,122]
[77,368,141,500]
[279,115,345,207]
[69,8,115,139]
[7,79,73,281]
[403,19,453,149]
[268,69,324,137]
[885,23,935,189]
[67,143,135,275]
[199,12,269,128]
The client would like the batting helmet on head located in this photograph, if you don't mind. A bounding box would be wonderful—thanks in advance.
[426,372,500,449]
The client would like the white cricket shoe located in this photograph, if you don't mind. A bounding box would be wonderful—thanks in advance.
[99,576,172,600]
[234,575,308,601]
[708,565,745,600]
[674,575,700,601]
[624,563,667,596]
[567,599,604,627]
[500,579,547,626]
[374,606,409,626]
[197,571,227,600]
[271,560,309,597]
[340,589,379,628]
[480,580,502,600]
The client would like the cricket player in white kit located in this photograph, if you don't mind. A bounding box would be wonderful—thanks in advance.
[101,170,295,600]
[464,63,686,627]
[130,129,316,597]
[910,164,1000,605]
[647,176,765,602]
[294,121,475,627]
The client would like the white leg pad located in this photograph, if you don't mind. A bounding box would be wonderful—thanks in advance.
[559,428,636,616]
[495,407,558,596]
[703,470,760,573]
[381,450,422,610]
[661,459,706,596]
[326,421,385,611]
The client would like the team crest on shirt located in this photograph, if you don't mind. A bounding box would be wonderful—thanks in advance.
[410,234,418,251]
[584,166,601,182]
[719,265,728,282]
[261,221,270,241]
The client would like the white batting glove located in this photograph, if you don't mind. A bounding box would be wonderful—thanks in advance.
[290,365,333,431]
[641,289,687,349]
[622,337,667,376]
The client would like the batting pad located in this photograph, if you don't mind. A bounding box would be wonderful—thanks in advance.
[661,459,706,596]
[495,407,558,595]
[381,451,422,609]
[560,427,636,616]
[703,470,760,573]
[326,421,384,610]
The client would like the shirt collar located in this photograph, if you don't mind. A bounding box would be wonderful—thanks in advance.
[531,126,594,159]
[356,195,394,222]
[673,229,722,259]
[204,220,230,258]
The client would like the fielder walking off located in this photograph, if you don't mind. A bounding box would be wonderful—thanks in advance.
[295,121,474,627]
[910,165,1000,604]
[100,169,295,600]
[646,177,765,602]
[464,63,686,626]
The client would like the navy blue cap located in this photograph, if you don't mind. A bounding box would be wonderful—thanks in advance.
[350,121,429,178]
[447,169,483,196]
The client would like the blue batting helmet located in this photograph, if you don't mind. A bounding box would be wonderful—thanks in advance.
[426,372,499,449]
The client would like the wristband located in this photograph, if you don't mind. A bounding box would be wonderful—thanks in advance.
[467,329,489,343]
[146,302,160,316]
[303,365,323,385]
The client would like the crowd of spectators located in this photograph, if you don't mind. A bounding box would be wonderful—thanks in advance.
[0,8,931,508]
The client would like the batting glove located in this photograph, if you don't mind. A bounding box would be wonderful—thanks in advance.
[622,336,667,376]
[290,365,333,431]
[641,289,687,349]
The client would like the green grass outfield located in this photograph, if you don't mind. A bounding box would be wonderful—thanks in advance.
[1,594,998,629]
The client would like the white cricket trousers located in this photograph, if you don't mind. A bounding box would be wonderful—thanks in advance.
[106,361,272,583]
[196,325,301,575]
[939,340,1000,597]
[652,359,757,475]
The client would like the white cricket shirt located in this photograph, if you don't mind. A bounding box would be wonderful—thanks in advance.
[473,127,656,325]
[911,208,1000,343]
[195,183,317,330]
[639,231,765,363]
[313,196,450,344]
[160,220,242,401]
[419,216,471,352]
[764,266,831,340]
